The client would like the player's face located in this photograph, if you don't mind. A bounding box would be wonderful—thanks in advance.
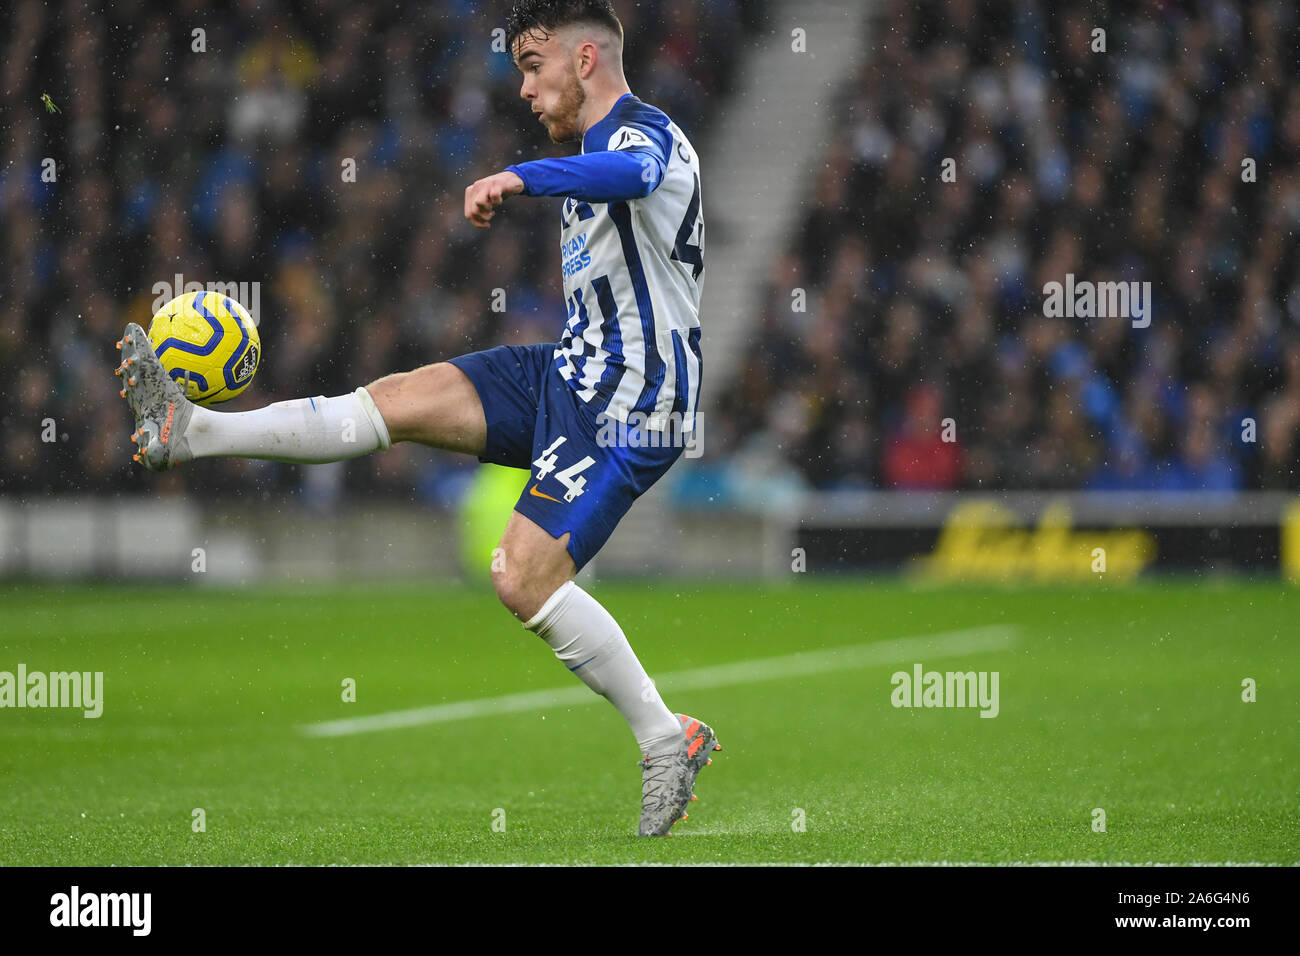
[514,31,586,144]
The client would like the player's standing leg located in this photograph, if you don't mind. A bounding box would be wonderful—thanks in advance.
[491,510,719,836]
[492,510,682,755]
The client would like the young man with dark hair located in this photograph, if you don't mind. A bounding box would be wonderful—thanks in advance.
[117,0,717,836]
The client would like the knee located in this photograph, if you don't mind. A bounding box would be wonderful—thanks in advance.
[362,368,416,435]
[492,563,545,622]
[491,522,576,624]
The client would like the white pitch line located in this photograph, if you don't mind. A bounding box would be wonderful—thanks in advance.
[300,624,1017,738]
[301,625,1016,738]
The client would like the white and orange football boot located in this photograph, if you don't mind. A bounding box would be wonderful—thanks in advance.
[637,713,721,836]
[116,322,194,471]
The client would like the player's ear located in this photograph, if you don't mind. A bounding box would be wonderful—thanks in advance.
[575,38,597,79]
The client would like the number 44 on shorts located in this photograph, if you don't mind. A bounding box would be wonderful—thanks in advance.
[533,436,596,503]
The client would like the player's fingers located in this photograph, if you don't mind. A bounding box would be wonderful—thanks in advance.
[464,181,499,225]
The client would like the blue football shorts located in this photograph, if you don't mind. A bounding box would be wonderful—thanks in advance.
[448,343,684,571]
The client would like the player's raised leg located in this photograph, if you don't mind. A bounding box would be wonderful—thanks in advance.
[493,510,719,835]
[117,322,485,470]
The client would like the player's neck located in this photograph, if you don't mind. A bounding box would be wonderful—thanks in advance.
[579,84,633,138]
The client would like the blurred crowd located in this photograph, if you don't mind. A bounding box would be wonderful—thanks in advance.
[5,0,1298,503]
[712,0,1300,492]
[0,0,762,502]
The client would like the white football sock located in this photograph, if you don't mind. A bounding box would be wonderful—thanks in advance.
[183,387,392,463]
[524,581,683,756]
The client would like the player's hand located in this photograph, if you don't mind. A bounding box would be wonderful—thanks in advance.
[465,171,525,228]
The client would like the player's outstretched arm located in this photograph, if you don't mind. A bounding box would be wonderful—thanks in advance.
[505,148,666,205]
[464,171,526,228]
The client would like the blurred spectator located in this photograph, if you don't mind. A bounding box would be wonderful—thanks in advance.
[882,384,962,489]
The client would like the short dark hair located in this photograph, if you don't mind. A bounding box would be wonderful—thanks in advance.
[505,0,624,59]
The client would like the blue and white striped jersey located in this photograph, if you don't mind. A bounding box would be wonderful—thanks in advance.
[508,93,705,432]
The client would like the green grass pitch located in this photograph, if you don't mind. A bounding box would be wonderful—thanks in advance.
[1,579,1296,865]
